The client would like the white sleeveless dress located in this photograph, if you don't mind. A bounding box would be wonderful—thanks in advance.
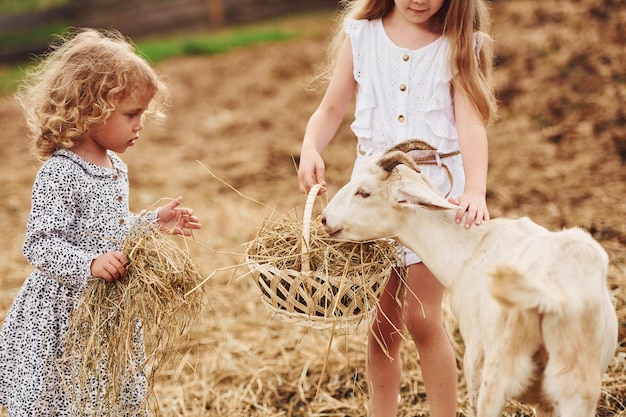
[346,18,469,265]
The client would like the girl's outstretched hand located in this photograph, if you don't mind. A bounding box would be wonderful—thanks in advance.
[157,196,202,236]
[448,190,490,229]
[91,251,128,282]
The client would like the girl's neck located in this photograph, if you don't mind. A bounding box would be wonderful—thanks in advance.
[70,140,113,169]
[382,8,440,50]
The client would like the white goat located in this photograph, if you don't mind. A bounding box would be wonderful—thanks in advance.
[321,145,618,417]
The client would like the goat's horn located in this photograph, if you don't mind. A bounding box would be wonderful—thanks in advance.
[379,151,420,173]
[386,139,436,154]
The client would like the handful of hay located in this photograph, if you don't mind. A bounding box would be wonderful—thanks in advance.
[246,184,400,330]
[61,223,206,415]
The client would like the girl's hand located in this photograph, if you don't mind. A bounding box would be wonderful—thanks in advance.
[157,196,202,236]
[91,251,128,282]
[448,191,490,229]
[298,149,327,194]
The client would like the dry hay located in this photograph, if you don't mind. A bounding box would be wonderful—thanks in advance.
[60,223,207,415]
[246,184,401,330]
[0,0,625,415]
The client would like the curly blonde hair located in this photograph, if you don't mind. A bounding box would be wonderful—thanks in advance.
[15,28,170,161]
[314,0,497,124]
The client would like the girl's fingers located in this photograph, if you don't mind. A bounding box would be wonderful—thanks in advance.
[455,204,467,224]
[163,196,184,213]
[300,175,315,194]
[464,208,477,229]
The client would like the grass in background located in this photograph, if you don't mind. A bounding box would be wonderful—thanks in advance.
[0,0,67,13]
[0,27,294,96]
[137,28,295,64]
[0,22,69,52]
[0,66,25,96]
[0,10,336,96]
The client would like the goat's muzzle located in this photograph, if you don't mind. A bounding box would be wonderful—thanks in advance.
[321,216,343,238]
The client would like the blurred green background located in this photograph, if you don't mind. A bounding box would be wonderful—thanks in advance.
[0,0,339,94]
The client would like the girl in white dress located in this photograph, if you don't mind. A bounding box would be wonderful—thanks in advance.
[0,28,201,416]
[298,1,497,416]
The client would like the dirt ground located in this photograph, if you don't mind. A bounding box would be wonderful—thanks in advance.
[0,1,624,416]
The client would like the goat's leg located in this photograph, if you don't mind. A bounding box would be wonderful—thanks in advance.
[555,395,599,417]
[542,314,606,417]
[545,363,600,417]
[462,344,484,417]
[534,403,558,417]
[475,362,508,417]
[476,333,538,417]
[543,343,603,416]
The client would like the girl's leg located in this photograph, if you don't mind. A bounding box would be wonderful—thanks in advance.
[368,269,405,417]
[405,263,457,417]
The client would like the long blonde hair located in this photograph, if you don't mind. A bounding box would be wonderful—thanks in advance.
[318,0,497,124]
[15,28,170,161]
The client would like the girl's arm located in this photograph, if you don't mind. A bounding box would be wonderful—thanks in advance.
[451,85,490,228]
[24,169,97,289]
[298,36,357,194]
[91,197,201,282]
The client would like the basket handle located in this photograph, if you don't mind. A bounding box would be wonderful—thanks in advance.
[301,183,323,274]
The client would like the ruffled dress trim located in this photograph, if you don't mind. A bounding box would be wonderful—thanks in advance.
[345,19,380,149]
[422,56,458,152]
[424,32,485,153]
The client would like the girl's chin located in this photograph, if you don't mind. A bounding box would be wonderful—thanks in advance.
[116,140,136,152]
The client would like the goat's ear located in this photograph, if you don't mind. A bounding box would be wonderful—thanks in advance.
[393,180,460,210]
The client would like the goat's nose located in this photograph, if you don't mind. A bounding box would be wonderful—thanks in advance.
[321,216,327,226]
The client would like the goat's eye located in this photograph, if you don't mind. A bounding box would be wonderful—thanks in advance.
[356,189,370,198]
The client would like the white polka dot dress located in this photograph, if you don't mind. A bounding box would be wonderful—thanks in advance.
[0,148,156,416]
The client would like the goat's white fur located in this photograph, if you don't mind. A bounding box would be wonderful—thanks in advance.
[321,149,618,417]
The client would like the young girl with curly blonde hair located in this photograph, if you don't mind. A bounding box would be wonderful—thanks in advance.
[298,0,497,416]
[0,28,201,416]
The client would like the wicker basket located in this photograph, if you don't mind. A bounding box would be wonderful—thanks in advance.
[245,184,398,329]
